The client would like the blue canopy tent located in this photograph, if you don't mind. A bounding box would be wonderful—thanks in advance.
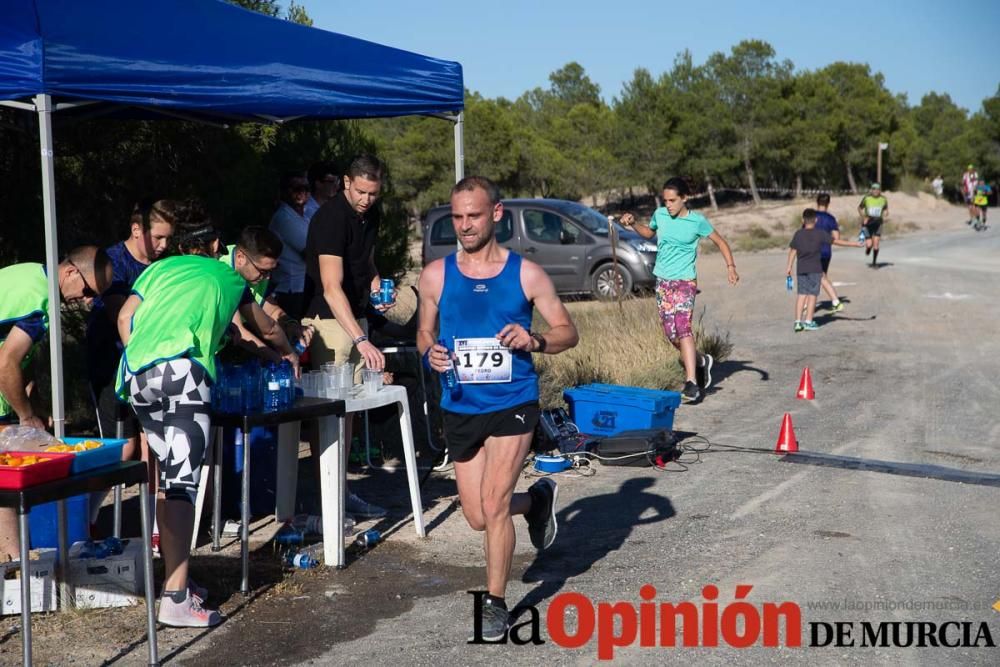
[0,0,466,439]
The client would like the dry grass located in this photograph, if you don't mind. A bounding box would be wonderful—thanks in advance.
[533,298,731,408]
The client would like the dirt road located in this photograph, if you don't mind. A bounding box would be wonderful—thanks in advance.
[6,223,996,665]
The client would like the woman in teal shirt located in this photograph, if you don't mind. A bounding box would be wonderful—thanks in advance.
[620,177,739,403]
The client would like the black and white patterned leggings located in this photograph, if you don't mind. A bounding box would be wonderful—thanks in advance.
[127,358,212,504]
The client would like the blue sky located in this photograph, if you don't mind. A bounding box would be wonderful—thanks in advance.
[307,0,999,114]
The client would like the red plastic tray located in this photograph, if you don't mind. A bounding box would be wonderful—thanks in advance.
[0,451,75,490]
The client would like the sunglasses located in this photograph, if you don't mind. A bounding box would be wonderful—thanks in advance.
[68,261,99,298]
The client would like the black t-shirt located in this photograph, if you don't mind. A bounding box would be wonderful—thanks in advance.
[304,191,379,319]
[789,227,832,275]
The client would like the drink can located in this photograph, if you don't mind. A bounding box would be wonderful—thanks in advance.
[355,529,381,549]
[379,278,394,306]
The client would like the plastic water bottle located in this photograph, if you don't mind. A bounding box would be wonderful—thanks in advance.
[234,428,245,475]
[263,362,282,413]
[242,363,261,412]
[355,529,381,549]
[786,275,794,292]
[279,360,294,408]
[284,550,319,569]
[858,228,867,243]
[438,338,462,400]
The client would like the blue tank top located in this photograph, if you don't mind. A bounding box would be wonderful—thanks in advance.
[439,252,538,414]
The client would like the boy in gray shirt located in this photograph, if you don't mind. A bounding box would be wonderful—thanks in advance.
[786,208,832,331]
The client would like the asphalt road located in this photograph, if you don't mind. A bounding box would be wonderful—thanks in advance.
[181,226,999,666]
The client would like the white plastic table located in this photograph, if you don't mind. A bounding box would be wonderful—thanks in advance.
[274,384,425,567]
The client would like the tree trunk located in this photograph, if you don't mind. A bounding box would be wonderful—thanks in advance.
[844,157,858,195]
[704,170,719,212]
[744,154,762,206]
[795,173,803,199]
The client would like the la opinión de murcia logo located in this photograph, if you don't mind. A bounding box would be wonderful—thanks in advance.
[469,585,997,659]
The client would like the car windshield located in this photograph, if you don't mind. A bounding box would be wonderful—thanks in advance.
[548,201,613,236]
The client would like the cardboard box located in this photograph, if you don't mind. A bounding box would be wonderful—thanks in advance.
[1,549,57,615]
[67,539,144,609]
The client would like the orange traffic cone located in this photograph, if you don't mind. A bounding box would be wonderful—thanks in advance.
[796,367,815,400]
[775,413,798,453]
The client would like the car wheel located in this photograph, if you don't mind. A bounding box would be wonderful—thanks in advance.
[591,263,632,301]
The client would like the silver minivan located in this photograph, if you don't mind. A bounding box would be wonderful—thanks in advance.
[421,199,657,300]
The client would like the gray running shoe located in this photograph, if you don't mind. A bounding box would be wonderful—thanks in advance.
[475,600,510,642]
[681,381,701,403]
[158,591,222,628]
[526,478,558,550]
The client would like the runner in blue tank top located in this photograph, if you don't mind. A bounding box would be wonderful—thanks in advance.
[417,176,578,641]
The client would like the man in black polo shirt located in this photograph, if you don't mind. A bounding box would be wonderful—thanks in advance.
[303,154,392,518]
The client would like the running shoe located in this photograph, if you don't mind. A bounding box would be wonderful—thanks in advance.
[526,478,558,550]
[346,492,387,519]
[700,353,714,390]
[189,579,208,604]
[802,321,819,331]
[158,591,222,628]
[794,321,804,332]
[471,599,509,642]
[681,381,701,403]
[830,302,845,313]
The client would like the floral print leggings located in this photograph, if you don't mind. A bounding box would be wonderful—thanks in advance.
[654,278,697,344]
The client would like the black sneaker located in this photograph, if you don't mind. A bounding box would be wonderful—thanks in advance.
[681,381,701,403]
[526,478,558,550]
[472,599,509,642]
[700,353,714,390]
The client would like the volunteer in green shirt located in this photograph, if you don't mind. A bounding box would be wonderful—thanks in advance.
[858,182,889,268]
[0,246,112,561]
[620,177,739,404]
[219,226,313,361]
[116,205,296,627]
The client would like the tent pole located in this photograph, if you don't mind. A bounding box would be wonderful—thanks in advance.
[36,94,66,439]
[453,111,465,182]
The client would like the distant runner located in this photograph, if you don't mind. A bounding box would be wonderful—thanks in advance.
[973,178,991,231]
[858,182,888,268]
[962,165,979,225]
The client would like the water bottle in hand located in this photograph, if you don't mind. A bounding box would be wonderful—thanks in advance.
[858,228,866,243]
[786,275,794,292]
[437,338,462,400]
[263,362,282,412]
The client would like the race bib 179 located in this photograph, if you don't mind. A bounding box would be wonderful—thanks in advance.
[453,337,512,383]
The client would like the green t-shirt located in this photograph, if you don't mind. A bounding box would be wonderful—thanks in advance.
[219,244,269,306]
[648,208,715,281]
[860,195,888,219]
[116,254,246,399]
[0,263,49,417]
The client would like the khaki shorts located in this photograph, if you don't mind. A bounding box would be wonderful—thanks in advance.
[302,316,367,383]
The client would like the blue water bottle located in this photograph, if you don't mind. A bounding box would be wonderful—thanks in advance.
[234,428,245,475]
[858,227,866,243]
[786,275,794,292]
[263,362,282,413]
[437,338,462,400]
[278,360,294,408]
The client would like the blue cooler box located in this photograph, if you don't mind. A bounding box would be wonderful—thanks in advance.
[563,384,681,437]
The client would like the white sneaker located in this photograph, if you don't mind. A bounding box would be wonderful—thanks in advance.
[158,591,222,628]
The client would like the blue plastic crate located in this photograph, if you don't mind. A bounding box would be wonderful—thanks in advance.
[62,437,127,474]
[29,494,89,549]
[563,383,681,437]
